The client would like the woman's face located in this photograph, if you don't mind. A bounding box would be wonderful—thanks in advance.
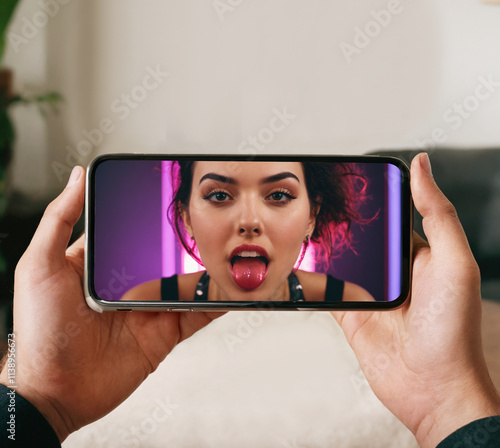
[181,161,318,301]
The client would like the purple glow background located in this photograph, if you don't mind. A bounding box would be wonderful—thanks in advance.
[93,160,163,299]
[326,163,386,300]
[93,160,401,301]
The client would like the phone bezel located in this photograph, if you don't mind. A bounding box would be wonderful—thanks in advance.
[84,153,412,312]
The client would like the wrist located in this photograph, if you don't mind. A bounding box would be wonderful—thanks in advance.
[0,369,71,443]
[414,377,500,448]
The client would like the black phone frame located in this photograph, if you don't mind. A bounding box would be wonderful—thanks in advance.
[86,153,412,311]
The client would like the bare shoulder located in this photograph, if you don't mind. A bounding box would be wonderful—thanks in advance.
[295,271,374,302]
[295,270,327,300]
[120,279,162,301]
[119,272,206,301]
[177,271,205,300]
[343,281,374,302]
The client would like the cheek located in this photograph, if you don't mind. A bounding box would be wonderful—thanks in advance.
[267,205,310,253]
[188,203,230,248]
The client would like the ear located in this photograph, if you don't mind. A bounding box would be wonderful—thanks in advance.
[180,205,193,238]
[306,196,321,238]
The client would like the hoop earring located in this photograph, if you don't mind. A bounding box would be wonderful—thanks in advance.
[293,235,310,273]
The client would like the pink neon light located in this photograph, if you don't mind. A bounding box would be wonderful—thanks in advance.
[162,161,177,277]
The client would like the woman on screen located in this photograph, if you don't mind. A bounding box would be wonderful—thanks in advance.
[121,160,374,302]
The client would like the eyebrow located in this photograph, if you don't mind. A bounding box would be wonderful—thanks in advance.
[199,171,300,185]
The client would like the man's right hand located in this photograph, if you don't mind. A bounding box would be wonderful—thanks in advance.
[331,153,500,448]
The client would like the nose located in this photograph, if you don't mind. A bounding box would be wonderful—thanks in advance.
[236,195,262,236]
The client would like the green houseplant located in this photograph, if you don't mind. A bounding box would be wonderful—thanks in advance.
[0,0,61,271]
[0,1,20,215]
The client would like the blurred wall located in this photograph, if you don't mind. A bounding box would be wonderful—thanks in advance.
[4,0,500,200]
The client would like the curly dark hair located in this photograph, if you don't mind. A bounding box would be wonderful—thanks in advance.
[167,161,373,270]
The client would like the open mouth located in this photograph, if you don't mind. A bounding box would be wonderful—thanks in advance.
[229,249,270,290]
[231,251,269,268]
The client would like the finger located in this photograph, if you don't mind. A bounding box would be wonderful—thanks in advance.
[27,167,86,269]
[412,230,429,253]
[66,233,85,278]
[410,153,473,261]
[67,233,85,256]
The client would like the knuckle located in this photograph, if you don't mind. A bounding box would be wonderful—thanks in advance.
[44,199,62,220]
[466,260,481,282]
[441,200,458,220]
[456,257,481,285]
[14,254,30,281]
[43,196,75,230]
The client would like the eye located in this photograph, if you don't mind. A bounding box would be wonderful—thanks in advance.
[267,189,296,204]
[203,189,232,203]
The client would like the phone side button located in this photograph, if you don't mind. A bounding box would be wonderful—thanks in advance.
[169,308,194,312]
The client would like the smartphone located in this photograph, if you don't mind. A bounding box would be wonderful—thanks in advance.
[84,154,412,312]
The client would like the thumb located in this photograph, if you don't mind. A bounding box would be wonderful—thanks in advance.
[25,166,86,270]
[411,153,473,263]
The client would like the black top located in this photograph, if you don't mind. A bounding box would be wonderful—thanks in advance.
[0,386,60,447]
[1,385,499,446]
[436,415,500,448]
[161,271,345,302]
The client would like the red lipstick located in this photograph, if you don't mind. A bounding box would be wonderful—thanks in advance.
[229,244,270,290]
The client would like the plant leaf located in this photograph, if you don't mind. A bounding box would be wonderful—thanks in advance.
[0,0,20,63]
[0,106,14,150]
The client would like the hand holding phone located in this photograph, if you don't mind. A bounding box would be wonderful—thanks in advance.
[330,153,500,447]
[0,166,223,442]
[3,154,498,448]
[85,154,412,311]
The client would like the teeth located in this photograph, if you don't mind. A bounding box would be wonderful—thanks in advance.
[230,250,269,268]
[236,251,262,258]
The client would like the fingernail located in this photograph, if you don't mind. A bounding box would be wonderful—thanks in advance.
[420,153,433,178]
[66,166,82,188]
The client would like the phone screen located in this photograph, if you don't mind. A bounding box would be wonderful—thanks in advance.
[88,155,411,306]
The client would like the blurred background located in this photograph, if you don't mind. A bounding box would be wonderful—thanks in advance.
[1,1,500,446]
[3,0,499,309]
[4,0,500,197]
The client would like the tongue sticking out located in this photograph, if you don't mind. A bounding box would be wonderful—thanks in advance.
[231,258,268,290]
